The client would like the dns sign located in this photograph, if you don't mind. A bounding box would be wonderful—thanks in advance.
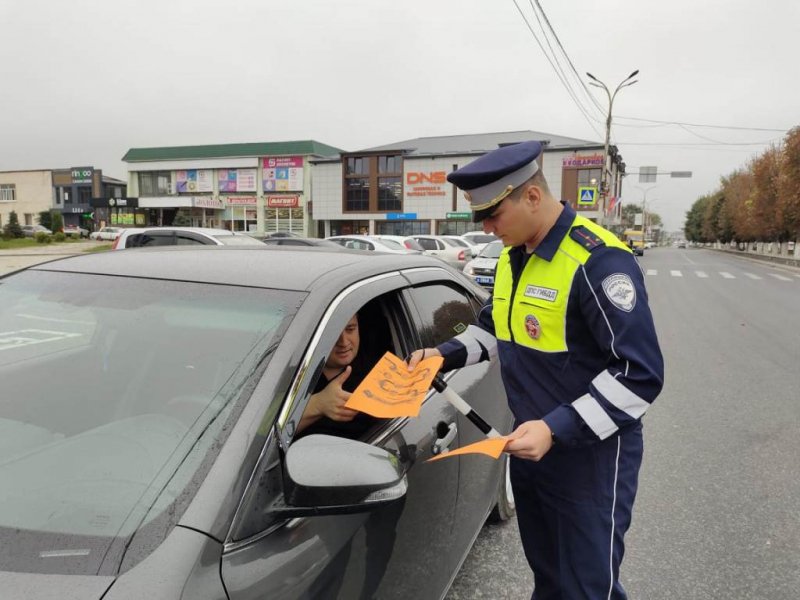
[406,171,446,185]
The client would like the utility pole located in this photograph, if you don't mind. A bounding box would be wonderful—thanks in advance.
[586,70,639,221]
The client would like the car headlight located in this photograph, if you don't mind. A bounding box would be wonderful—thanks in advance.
[463,264,475,276]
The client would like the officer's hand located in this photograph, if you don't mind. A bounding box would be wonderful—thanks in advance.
[406,348,441,371]
[504,420,554,462]
[310,366,358,422]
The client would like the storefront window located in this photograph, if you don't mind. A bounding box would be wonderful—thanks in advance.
[376,221,430,236]
[330,220,370,236]
[378,177,402,211]
[436,221,475,235]
[577,168,602,187]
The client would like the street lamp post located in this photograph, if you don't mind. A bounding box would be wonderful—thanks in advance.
[586,69,639,218]
[635,185,658,239]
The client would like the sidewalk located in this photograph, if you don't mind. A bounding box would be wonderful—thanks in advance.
[0,241,107,275]
[0,240,105,257]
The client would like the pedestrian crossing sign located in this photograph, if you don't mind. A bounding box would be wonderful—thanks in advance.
[577,186,598,206]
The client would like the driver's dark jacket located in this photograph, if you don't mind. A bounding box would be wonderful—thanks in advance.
[437,204,664,446]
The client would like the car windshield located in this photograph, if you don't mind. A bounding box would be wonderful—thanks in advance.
[479,240,504,258]
[213,234,265,246]
[0,270,302,575]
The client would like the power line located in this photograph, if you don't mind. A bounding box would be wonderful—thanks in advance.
[532,0,606,117]
[510,0,604,140]
[616,115,788,132]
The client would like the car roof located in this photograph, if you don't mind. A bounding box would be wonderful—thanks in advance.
[27,246,449,292]
[120,227,241,235]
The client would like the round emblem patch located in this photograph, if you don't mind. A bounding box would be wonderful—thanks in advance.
[602,273,636,312]
[524,314,542,340]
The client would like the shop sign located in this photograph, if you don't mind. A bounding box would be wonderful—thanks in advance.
[263,156,304,192]
[405,171,447,198]
[446,212,471,220]
[71,167,93,184]
[387,212,417,220]
[267,195,299,208]
[224,195,258,206]
[562,154,604,168]
[193,197,224,209]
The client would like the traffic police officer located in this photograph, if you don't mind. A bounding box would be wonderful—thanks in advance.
[408,141,664,599]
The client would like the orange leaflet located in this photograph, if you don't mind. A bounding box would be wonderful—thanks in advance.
[426,437,509,463]
[345,351,444,418]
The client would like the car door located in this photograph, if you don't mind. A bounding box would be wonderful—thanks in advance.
[402,274,513,559]
[220,276,460,600]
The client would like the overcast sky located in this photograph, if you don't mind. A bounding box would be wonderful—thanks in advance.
[2,0,797,230]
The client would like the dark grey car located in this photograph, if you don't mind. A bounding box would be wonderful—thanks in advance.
[0,246,513,599]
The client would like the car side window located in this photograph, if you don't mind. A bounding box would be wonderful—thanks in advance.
[176,234,208,246]
[416,238,437,251]
[407,284,478,347]
[139,232,176,247]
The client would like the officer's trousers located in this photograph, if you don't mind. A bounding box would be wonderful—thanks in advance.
[510,424,643,600]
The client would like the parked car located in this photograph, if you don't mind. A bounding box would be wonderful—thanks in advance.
[89,226,123,241]
[0,247,513,598]
[461,232,499,255]
[112,227,265,250]
[263,231,301,239]
[327,234,420,254]
[371,234,426,252]
[676,240,687,248]
[20,224,52,237]
[63,225,90,238]
[440,234,479,258]
[262,236,345,248]
[408,234,470,269]
[462,239,504,289]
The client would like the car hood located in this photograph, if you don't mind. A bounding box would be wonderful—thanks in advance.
[0,572,114,600]
[467,257,499,270]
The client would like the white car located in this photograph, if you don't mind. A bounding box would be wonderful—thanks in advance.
[462,239,504,289]
[440,235,479,258]
[326,235,420,254]
[461,232,499,255]
[408,235,469,269]
[371,235,425,252]
[112,227,265,249]
[89,226,123,241]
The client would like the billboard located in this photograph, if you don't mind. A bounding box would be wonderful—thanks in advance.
[263,156,304,192]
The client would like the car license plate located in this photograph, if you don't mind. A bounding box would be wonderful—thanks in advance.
[475,276,494,286]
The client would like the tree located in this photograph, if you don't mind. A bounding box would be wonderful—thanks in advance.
[684,196,709,242]
[51,211,64,233]
[750,147,783,240]
[38,210,53,230]
[777,127,800,240]
[3,210,24,238]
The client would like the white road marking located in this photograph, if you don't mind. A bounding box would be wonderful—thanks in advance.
[670,270,683,277]
[695,271,709,278]
[720,272,735,279]
[769,273,792,281]
[744,273,762,280]
[646,269,657,276]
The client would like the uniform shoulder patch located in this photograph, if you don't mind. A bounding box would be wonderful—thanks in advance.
[569,225,605,251]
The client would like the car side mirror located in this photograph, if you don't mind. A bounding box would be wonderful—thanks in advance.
[273,434,407,517]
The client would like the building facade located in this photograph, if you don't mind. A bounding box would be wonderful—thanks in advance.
[122,141,342,235]
[0,168,126,232]
[310,130,625,237]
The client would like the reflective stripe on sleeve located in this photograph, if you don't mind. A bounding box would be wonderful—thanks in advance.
[453,328,482,365]
[572,393,619,440]
[592,370,650,419]
[453,325,497,365]
[466,324,498,358]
